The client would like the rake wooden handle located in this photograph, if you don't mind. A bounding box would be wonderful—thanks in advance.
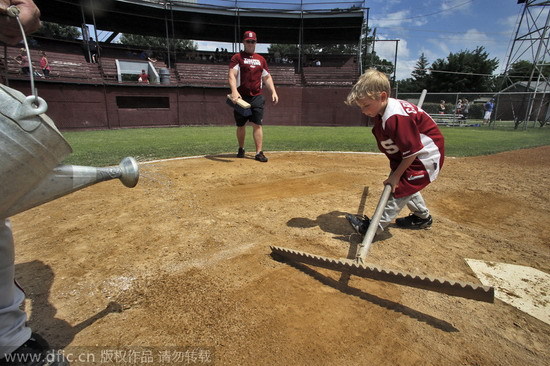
[355,184,392,262]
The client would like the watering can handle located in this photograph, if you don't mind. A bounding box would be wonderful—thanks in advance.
[12,96,48,132]
[0,5,20,17]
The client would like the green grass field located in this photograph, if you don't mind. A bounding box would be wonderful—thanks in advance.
[61,125,550,166]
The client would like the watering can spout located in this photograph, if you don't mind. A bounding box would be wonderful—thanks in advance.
[2,157,139,218]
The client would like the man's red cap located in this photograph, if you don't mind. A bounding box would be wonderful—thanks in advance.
[243,31,257,41]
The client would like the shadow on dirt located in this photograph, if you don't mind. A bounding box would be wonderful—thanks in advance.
[15,260,123,349]
[271,255,459,333]
[287,210,392,244]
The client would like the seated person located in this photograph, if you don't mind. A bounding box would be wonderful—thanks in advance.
[138,69,149,83]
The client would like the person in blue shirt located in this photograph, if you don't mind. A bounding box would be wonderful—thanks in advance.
[483,98,495,125]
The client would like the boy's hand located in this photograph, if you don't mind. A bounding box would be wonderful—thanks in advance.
[383,176,399,192]
[0,0,41,45]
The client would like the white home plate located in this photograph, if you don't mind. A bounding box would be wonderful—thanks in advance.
[466,259,550,325]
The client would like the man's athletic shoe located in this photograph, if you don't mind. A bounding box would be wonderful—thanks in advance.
[0,333,69,365]
[395,214,433,229]
[346,214,370,235]
[255,151,268,162]
[237,147,245,158]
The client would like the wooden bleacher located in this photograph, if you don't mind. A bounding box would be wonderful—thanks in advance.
[1,39,356,88]
[175,62,226,86]
[268,65,300,86]
[98,56,176,85]
[1,45,102,82]
[302,57,359,86]
[174,63,300,87]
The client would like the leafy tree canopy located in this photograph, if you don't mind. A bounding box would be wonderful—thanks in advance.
[119,34,197,52]
[268,22,394,75]
[429,46,499,92]
[34,22,80,40]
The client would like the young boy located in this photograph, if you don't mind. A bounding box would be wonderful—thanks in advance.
[345,69,445,236]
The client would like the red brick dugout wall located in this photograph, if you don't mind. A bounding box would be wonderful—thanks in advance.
[7,81,366,129]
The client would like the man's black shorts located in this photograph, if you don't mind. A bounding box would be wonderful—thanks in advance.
[234,95,265,127]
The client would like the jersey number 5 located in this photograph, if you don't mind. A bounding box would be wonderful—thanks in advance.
[380,138,399,154]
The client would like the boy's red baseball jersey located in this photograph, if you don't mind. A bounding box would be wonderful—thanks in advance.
[229,51,270,97]
[372,98,445,198]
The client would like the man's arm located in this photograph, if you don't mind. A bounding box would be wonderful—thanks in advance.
[228,68,241,102]
[0,0,41,45]
[262,73,279,104]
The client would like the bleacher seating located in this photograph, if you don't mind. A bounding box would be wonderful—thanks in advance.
[302,65,359,86]
[1,45,102,82]
[175,63,227,86]
[1,39,358,88]
[98,57,176,84]
[302,57,359,86]
[268,65,300,86]
[174,63,300,87]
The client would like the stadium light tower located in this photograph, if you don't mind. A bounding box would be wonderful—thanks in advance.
[501,0,550,129]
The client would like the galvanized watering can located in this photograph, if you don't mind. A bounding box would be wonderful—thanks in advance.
[0,83,139,219]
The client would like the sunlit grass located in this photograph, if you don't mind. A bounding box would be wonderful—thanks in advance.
[61,125,550,166]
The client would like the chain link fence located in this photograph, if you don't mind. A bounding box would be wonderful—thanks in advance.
[396,91,550,129]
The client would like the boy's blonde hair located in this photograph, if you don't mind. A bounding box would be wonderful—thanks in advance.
[345,68,391,106]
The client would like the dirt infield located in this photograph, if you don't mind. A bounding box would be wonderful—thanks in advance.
[11,146,550,365]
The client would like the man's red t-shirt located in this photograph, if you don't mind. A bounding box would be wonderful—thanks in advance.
[229,51,270,97]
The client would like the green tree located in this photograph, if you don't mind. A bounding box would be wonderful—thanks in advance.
[119,34,197,52]
[268,21,394,74]
[498,60,550,88]
[267,44,299,56]
[396,77,418,93]
[34,22,80,40]
[412,53,429,86]
[429,46,499,92]
[399,53,431,92]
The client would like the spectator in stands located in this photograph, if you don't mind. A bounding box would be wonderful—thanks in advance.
[461,98,469,120]
[88,37,98,63]
[483,98,495,125]
[345,68,445,237]
[1,2,70,365]
[274,50,281,63]
[15,48,30,75]
[39,51,50,78]
[229,30,279,163]
[138,69,149,84]
[438,100,446,114]
[455,99,463,115]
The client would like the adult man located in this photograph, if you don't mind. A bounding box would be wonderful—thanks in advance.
[228,30,278,162]
[1,1,68,365]
[483,98,495,125]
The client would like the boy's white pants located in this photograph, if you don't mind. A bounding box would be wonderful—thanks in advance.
[377,191,430,233]
[0,219,31,357]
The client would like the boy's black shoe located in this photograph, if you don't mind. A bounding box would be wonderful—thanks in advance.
[0,333,69,365]
[237,147,245,158]
[395,214,433,229]
[255,151,268,162]
[346,214,370,235]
